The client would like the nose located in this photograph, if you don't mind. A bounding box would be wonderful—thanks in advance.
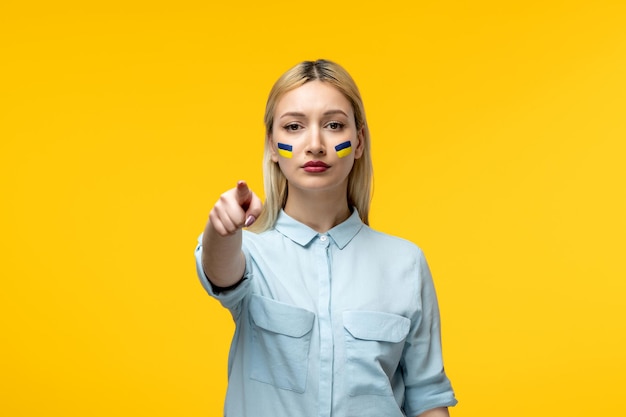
[306,127,326,155]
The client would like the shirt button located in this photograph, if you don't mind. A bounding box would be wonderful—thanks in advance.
[320,235,327,242]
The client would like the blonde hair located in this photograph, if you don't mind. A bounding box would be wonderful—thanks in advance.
[249,59,373,232]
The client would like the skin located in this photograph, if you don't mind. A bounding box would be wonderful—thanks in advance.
[418,407,450,417]
[269,80,365,232]
[201,179,262,287]
[201,80,449,417]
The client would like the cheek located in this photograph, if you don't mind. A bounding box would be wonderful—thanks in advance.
[269,134,293,162]
[334,140,353,159]
[276,142,294,159]
[276,158,296,177]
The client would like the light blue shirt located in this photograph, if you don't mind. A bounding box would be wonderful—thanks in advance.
[195,209,457,417]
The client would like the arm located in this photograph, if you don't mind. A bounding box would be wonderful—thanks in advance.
[201,180,262,288]
[402,250,457,415]
[417,407,450,417]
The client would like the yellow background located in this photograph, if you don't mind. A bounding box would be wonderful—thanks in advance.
[2,1,625,415]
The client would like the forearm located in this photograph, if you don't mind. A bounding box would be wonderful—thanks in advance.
[417,407,449,417]
[201,223,246,288]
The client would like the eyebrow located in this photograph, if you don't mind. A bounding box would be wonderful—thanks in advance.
[279,109,349,119]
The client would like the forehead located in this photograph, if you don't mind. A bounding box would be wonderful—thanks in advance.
[274,80,353,117]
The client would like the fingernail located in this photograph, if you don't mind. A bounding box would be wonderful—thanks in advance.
[244,215,256,227]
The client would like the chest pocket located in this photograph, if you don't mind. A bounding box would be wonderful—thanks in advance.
[343,311,411,397]
[248,295,315,393]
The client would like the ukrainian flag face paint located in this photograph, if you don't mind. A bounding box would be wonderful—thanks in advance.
[277,142,293,158]
[334,140,352,158]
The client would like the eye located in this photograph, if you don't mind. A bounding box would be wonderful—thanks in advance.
[327,122,344,130]
[283,123,301,131]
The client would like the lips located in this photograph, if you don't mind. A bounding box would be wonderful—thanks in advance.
[302,160,330,173]
[303,161,330,168]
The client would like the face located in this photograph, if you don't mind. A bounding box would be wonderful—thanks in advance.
[269,80,364,196]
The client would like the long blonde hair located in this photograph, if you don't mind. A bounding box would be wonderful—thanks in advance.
[249,59,373,232]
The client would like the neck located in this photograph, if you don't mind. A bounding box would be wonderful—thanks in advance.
[283,185,352,233]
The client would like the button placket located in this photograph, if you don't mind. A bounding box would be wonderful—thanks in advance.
[316,233,332,416]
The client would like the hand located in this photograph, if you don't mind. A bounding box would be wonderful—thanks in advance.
[209,181,263,236]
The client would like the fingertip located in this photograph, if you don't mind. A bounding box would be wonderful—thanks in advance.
[236,181,250,196]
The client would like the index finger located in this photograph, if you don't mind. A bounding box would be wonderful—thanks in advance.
[236,180,252,209]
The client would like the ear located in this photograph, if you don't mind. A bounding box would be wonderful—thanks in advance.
[268,134,279,163]
[353,126,365,159]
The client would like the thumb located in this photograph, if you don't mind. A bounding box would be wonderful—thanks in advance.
[244,192,263,228]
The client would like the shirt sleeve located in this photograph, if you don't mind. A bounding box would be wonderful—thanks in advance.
[401,249,457,416]
[194,233,251,320]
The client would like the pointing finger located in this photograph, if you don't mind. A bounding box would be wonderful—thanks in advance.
[236,180,252,209]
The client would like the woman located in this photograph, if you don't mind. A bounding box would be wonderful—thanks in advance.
[195,59,457,416]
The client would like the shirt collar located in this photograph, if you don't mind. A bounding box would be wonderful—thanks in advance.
[274,208,364,249]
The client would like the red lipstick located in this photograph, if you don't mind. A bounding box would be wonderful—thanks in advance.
[303,160,330,173]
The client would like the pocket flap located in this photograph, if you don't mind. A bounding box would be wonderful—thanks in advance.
[249,295,315,338]
[343,311,410,343]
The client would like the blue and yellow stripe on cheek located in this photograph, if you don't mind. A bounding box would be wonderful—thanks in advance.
[334,141,352,158]
[277,143,293,158]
